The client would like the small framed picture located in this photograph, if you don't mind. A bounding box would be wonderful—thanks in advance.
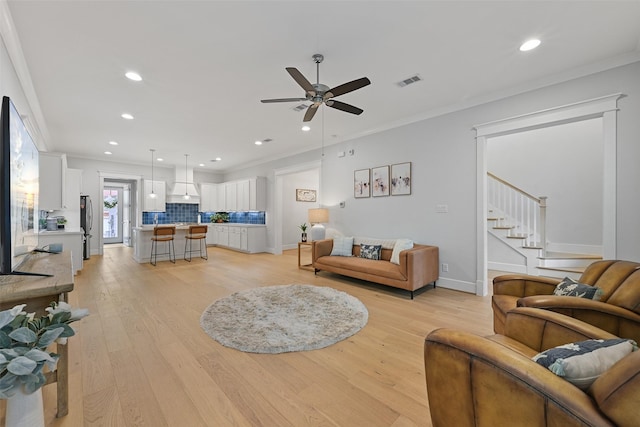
[371,165,390,197]
[391,162,411,195]
[354,169,370,198]
[296,189,316,202]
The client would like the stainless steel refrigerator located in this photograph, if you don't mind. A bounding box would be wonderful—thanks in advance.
[80,195,93,259]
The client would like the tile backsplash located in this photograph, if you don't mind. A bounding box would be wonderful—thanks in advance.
[143,204,265,225]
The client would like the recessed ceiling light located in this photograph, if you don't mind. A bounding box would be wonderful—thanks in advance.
[104,151,112,155]
[199,163,205,167]
[157,158,164,162]
[121,113,134,120]
[125,71,142,81]
[108,141,118,146]
[255,140,263,145]
[520,39,541,52]
[301,126,311,132]
[210,157,222,162]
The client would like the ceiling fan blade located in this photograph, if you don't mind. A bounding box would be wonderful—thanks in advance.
[324,77,371,100]
[261,97,308,103]
[303,104,319,122]
[286,67,316,96]
[325,100,364,115]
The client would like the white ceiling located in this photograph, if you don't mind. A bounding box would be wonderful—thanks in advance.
[6,0,640,172]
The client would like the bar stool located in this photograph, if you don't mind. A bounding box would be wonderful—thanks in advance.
[184,225,208,261]
[150,226,176,266]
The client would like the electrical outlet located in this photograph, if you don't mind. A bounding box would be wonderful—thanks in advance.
[442,263,449,272]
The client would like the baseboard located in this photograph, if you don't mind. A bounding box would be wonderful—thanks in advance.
[436,277,476,294]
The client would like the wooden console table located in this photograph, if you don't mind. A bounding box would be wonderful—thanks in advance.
[0,251,74,417]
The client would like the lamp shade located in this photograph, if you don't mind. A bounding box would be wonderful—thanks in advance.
[308,208,329,224]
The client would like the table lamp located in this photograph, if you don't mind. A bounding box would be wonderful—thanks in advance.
[308,208,329,241]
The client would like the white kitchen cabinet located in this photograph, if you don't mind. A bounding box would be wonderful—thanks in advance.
[216,184,226,211]
[225,182,237,211]
[199,183,217,212]
[143,180,166,212]
[212,225,265,253]
[205,225,216,245]
[39,153,67,211]
[37,230,83,275]
[215,225,229,247]
[222,177,266,212]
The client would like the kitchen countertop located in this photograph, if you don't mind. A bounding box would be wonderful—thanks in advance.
[39,228,84,235]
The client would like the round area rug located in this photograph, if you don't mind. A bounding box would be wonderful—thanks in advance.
[200,284,368,354]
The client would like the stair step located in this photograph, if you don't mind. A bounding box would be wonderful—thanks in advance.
[507,234,527,239]
[538,252,602,269]
[493,226,514,230]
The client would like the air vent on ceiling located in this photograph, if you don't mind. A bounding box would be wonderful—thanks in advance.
[293,103,310,112]
[262,138,273,143]
[397,74,422,87]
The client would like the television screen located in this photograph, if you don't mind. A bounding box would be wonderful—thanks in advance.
[0,96,39,274]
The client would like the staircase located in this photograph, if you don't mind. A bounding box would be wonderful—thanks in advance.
[487,173,601,279]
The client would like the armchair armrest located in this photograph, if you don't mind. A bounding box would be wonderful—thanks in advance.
[493,274,560,298]
[424,328,614,427]
[517,295,640,342]
[502,307,618,352]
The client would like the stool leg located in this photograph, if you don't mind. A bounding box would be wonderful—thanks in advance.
[150,240,156,266]
[170,239,175,263]
[201,238,208,260]
[185,238,191,262]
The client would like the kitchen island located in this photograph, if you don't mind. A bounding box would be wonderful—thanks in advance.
[132,223,266,263]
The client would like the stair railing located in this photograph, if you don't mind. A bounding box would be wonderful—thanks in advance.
[487,172,547,255]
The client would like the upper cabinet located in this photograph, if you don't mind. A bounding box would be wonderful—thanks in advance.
[200,177,265,212]
[39,153,67,211]
[143,179,166,212]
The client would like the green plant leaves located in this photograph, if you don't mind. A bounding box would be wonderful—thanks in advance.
[8,327,37,344]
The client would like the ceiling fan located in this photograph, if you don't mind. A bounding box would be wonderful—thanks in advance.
[261,54,371,122]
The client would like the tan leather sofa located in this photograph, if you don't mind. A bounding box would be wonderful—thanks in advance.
[425,307,640,427]
[492,260,640,342]
[311,239,438,299]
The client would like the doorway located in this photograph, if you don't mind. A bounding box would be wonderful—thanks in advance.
[475,94,622,296]
[103,184,132,245]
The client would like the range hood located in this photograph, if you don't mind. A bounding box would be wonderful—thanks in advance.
[168,166,200,204]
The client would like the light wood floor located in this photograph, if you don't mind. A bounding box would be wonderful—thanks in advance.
[1,246,496,427]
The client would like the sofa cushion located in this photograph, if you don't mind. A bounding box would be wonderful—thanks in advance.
[390,239,413,265]
[553,277,603,300]
[316,256,406,281]
[330,236,354,257]
[532,338,638,390]
[360,244,382,260]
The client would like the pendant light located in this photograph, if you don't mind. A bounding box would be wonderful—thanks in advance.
[149,149,157,199]
[183,154,190,200]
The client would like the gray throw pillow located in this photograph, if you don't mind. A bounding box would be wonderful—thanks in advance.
[553,277,603,300]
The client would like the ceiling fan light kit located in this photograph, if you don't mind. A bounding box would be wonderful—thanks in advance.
[261,53,370,122]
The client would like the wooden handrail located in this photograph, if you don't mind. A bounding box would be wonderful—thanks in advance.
[487,172,541,204]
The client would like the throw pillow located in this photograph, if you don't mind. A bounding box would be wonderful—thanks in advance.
[390,239,414,265]
[532,338,638,390]
[330,237,354,257]
[553,277,603,300]
[360,244,382,260]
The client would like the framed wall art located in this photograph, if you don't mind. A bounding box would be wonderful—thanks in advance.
[354,169,370,198]
[296,188,317,202]
[391,162,411,195]
[371,165,390,197]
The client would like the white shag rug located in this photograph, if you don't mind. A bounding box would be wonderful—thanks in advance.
[200,284,368,354]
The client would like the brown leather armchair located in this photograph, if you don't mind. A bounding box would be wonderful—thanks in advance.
[424,307,640,427]
[492,260,640,342]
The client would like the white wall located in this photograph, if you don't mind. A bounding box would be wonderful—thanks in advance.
[282,169,320,249]
[226,60,640,293]
[488,118,603,250]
